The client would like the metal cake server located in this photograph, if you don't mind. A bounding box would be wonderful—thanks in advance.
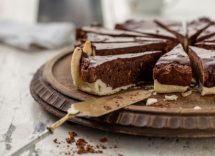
[7,89,152,156]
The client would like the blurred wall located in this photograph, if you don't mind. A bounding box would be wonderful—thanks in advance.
[38,0,103,26]
[0,0,39,23]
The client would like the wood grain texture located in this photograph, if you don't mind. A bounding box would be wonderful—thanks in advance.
[30,50,215,138]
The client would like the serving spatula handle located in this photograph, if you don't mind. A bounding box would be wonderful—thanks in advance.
[6,112,77,156]
[47,113,76,133]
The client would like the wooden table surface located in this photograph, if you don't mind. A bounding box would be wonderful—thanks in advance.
[0,44,215,156]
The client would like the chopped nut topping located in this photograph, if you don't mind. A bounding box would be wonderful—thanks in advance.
[83,40,94,56]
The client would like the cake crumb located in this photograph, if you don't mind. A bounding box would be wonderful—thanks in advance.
[152,92,157,96]
[65,131,77,144]
[53,138,60,144]
[194,106,201,110]
[100,144,107,149]
[99,137,108,143]
[181,90,192,97]
[165,95,178,101]
[146,98,158,106]
[114,145,118,148]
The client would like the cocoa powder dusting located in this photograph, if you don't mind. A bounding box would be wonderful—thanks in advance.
[100,144,107,149]
[53,131,116,155]
[114,145,118,148]
[76,138,87,147]
[65,131,76,144]
[53,138,60,144]
[104,105,112,110]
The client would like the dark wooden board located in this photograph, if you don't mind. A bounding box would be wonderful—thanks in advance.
[30,48,215,138]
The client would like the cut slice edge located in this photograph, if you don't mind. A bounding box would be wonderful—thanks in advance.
[201,85,215,96]
[188,46,215,96]
[154,80,189,93]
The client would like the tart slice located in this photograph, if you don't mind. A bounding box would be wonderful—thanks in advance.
[154,19,186,45]
[79,32,171,43]
[79,40,171,56]
[155,18,212,46]
[76,26,145,40]
[195,41,215,50]
[71,44,162,96]
[115,20,177,40]
[187,17,213,44]
[196,22,215,42]
[153,44,192,93]
[188,46,215,95]
[195,34,215,50]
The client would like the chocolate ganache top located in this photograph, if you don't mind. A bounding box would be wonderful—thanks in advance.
[156,44,190,66]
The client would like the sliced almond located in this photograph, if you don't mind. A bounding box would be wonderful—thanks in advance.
[83,40,94,56]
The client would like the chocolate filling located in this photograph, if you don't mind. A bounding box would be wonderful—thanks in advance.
[80,51,162,89]
[153,44,192,86]
[91,42,168,56]
[189,46,215,87]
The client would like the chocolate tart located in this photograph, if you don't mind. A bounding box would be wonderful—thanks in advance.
[30,48,215,138]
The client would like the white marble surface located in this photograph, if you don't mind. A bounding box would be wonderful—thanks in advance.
[0,44,215,156]
[1,1,215,155]
[0,0,38,24]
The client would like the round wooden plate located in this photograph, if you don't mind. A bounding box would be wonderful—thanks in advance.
[30,47,215,138]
